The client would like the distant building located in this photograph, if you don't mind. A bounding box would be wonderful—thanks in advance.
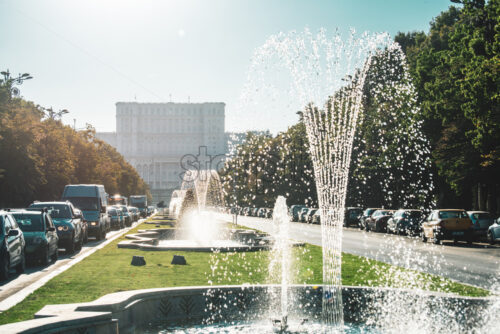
[96,102,226,205]
[94,132,117,148]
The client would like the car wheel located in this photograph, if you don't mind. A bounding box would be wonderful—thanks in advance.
[101,228,107,240]
[95,228,102,241]
[466,238,473,245]
[41,246,50,265]
[75,235,83,251]
[66,236,75,254]
[421,232,427,243]
[83,230,88,244]
[0,256,9,280]
[488,231,495,245]
[51,248,58,262]
[433,237,441,245]
[16,250,26,274]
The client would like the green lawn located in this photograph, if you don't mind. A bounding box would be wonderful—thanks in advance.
[0,220,489,325]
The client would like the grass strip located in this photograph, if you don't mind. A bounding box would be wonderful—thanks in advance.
[0,220,489,325]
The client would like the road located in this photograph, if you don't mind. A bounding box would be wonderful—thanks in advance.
[222,214,500,290]
[0,221,141,312]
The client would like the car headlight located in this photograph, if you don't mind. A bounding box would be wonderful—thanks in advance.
[57,226,69,231]
[90,221,98,226]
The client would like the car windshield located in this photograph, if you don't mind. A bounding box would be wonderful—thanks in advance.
[108,209,118,216]
[471,213,492,220]
[439,211,467,219]
[130,200,146,208]
[364,209,375,216]
[375,210,391,217]
[12,214,44,232]
[64,197,99,211]
[30,204,72,219]
[349,209,362,217]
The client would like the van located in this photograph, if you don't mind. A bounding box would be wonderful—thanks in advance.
[61,184,108,240]
[130,195,148,217]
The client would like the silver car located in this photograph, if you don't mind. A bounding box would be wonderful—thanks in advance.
[487,218,500,245]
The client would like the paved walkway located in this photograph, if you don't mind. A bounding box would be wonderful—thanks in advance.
[0,220,142,312]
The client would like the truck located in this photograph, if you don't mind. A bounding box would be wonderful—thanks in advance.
[61,184,108,240]
[129,195,148,217]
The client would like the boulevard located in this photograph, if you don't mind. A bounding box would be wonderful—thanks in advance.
[224,214,500,290]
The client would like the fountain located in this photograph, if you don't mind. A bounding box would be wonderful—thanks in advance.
[269,196,292,332]
[0,29,497,334]
[120,169,273,252]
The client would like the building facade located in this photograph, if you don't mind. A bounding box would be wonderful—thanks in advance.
[96,102,226,205]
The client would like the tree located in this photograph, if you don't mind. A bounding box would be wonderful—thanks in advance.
[0,71,151,207]
[397,0,500,212]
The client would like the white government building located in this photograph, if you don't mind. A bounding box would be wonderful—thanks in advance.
[96,102,226,205]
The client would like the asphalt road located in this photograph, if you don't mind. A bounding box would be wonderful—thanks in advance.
[0,220,142,312]
[223,214,500,290]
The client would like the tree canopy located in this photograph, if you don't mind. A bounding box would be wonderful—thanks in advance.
[0,72,151,207]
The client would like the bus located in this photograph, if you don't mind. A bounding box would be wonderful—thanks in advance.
[108,194,128,206]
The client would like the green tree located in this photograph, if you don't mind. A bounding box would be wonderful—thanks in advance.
[397,0,500,212]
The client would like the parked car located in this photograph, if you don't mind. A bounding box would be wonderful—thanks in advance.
[29,201,84,253]
[312,210,321,224]
[359,208,383,230]
[243,207,251,216]
[421,209,473,244]
[487,218,500,245]
[306,209,318,223]
[251,208,259,216]
[257,208,267,218]
[467,211,495,240]
[344,207,363,227]
[11,209,59,264]
[107,207,123,230]
[73,208,88,243]
[0,210,26,280]
[298,207,310,223]
[365,209,394,232]
[387,209,424,235]
[290,205,307,222]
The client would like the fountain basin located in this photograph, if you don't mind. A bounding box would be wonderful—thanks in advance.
[117,228,293,252]
[0,285,492,334]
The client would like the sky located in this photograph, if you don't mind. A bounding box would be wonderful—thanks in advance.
[0,0,454,133]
